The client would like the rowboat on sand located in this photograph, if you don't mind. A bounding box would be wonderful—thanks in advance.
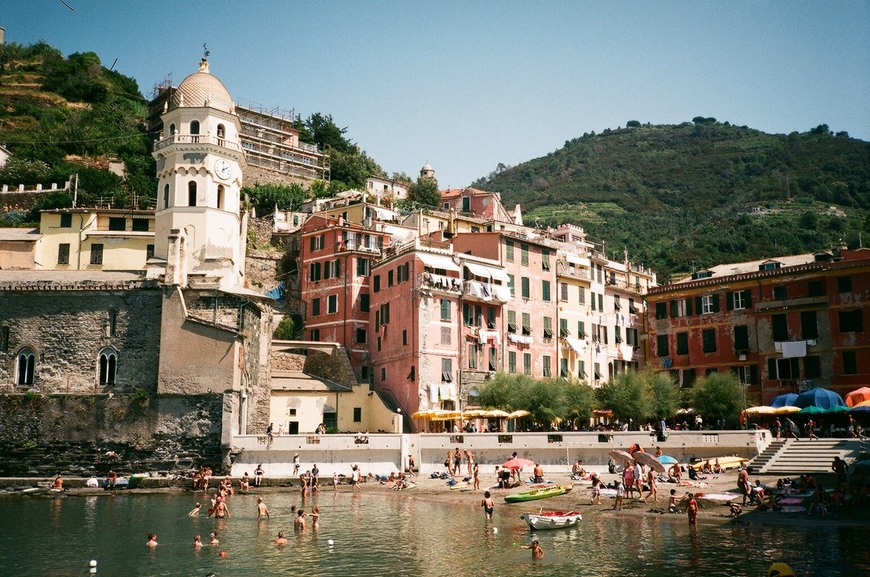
[504,483,573,503]
[520,510,582,530]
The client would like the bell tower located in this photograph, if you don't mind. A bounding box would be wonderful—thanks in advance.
[151,58,247,289]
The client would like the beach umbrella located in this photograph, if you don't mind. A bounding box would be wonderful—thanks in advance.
[825,405,852,414]
[845,387,870,407]
[795,387,846,410]
[502,457,535,470]
[745,405,777,415]
[608,449,635,467]
[657,455,679,465]
[772,406,801,415]
[485,409,511,418]
[507,410,531,419]
[797,406,827,415]
[770,393,799,408]
[410,411,435,419]
[633,451,666,473]
[851,400,870,413]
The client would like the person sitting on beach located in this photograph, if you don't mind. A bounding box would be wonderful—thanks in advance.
[240,472,250,493]
[571,460,587,479]
[668,489,682,513]
[713,459,722,475]
[729,502,742,517]
[532,463,544,484]
[669,463,682,483]
[702,461,713,475]
[807,485,827,517]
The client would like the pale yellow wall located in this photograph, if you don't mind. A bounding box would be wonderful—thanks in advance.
[36,212,155,270]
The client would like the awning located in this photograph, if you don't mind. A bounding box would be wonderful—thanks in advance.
[564,338,586,354]
[463,262,510,282]
[417,252,460,272]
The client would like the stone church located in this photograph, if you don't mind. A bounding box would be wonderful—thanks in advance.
[0,59,274,476]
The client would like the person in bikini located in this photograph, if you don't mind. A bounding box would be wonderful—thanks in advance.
[481,490,495,519]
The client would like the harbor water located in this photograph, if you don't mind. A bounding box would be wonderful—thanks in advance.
[1,490,867,576]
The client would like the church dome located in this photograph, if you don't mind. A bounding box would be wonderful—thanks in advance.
[171,59,234,114]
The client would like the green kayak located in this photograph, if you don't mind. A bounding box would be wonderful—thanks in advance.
[504,483,573,503]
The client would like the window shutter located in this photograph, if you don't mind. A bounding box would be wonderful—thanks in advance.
[712,294,720,313]
[790,358,800,378]
[749,365,758,385]
[656,302,667,319]
[727,292,734,311]
[744,290,752,308]
[686,298,693,316]
[669,300,678,318]
[767,358,777,379]
[695,297,702,315]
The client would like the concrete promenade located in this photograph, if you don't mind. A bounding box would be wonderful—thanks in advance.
[228,429,770,478]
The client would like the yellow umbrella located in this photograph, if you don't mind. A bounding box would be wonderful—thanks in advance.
[462,409,487,418]
[772,406,801,415]
[745,406,777,415]
[430,410,462,421]
[508,410,531,419]
[411,411,435,419]
[484,409,510,418]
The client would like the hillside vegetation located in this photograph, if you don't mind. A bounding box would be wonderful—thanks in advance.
[473,121,870,281]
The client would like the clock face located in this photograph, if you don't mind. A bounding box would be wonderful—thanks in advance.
[215,159,232,180]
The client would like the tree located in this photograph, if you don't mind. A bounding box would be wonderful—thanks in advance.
[649,371,681,420]
[689,372,743,426]
[273,316,296,340]
[0,158,51,185]
[626,120,641,128]
[408,176,441,208]
[243,183,307,216]
[475,373,534,411]
[597,371,652,425]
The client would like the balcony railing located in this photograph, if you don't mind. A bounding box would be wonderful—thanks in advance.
[154,134,242,152]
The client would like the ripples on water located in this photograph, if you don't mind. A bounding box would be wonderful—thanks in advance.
[1,491,868,576]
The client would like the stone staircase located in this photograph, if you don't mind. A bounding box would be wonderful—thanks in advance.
[750,438,865,475]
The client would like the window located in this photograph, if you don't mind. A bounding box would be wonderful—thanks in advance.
[843,351,857,375]
[772,313,789,341]
[168,123,176,135]
[109,217,125,231]
[839,310,864,333]
[146,244,155,260]
[542,248,551,271]
[441,358,453,382]
[560,318,569,337]
[577,321,586,338]
[353,407,362,422]
[440,326,451,345]
[804,356,821,379]
[523,353,532,375]
[57,243,70,265]
[462,196,470,212]
[613,295,621,311]
[188,181,197,206]
[0,327,7,352]
[505,240,514,262]
[655,302,667,319]
[560,357,569,378]
[60,213,72,228]
[734,325,749,351]
[773,285,787,300]
[381,367,386,381]
[801,311,818,339]
[768,357,800,380]
[440,299,451,321]
[309,262,322,282]
[560,283,568,301]
[594,362,601,381]
[356,328,367,344]
[508,351,517,373]
[310,235,324,251]
[132,218,149,232]
[542,280,551,301]
[543,317,553,339]
[629,298,636,314]
[837,276,852,293]
[357,258,371,276]
[702,329,716,353]
[657,334,669,357]
[98,349,117,386]
[676,332,689,355]
[521,313,531,336]
[598,294,604,311]
[578,360,586,379]
[489,347,497,371]
[543,355,552,377]
[312,328,321,341]
[614,326,622,343]
[360,293,370,312]
[729,290,751,311]
[521,277,530,299]
[325,260,341,279]
[808,280,825,297]
[579,286,586,305]
[388,269,394,287]
[90,244,104,265]
[16,348,35,385]
[507,310,517,333]
[700,295,718,314]
[311,298,321,316]
[591,293,597,311]
[106,310,117,337]
[487,307,496,328]
[468,344,478,369]
[520,243,529,266]
[373,275,380,292]
[327,295,338,314]
[190,120,200,135]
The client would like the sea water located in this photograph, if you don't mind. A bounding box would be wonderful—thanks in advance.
[0,490,867,576]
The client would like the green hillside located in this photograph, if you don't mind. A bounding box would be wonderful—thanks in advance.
[473,121,870,281]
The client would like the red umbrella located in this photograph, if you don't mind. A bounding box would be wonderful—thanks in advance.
[845,387,870,408]
[502,457,535,470]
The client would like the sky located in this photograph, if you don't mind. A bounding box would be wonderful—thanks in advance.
[5,0,869,188]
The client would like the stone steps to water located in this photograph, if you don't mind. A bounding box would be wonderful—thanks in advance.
[754,438,865,475]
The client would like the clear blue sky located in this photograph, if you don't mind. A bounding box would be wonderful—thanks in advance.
[6,0,869,188]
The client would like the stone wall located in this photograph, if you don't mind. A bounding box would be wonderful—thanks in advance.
[0,289,163,393]
[0,393,224,476]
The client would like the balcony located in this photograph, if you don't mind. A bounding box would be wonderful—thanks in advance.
[154,133,242,153]
[463,280,511,303]
[420,272,462,293]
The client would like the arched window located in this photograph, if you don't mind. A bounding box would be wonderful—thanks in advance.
[217,185,225,209]
[16,348,35,385]
[99,348,117,387]
[169,123,176,136]
[217,124,226,139]
[188,181,197,206]
[163,184,170,209]
[190,120,200,135]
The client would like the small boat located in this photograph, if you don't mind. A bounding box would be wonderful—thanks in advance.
[520,510,582,530]
[688,456,748,471]
[504,484,573,503]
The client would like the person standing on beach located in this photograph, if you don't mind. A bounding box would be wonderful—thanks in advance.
[644,468,658,502]
[614,479,624,510]
[687,493,698,526]
[481,490,495,520]
[738,467,751,506]
[254,464,264,487]
[256,497,270,521]
[454,448,463,477]
[590,473,603,505]
[311,464,320,492]
[351,465,362,492]
[465,449,475,476]
[473,463,480,491]
[293,453,300,476]
[407,454,416,477]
